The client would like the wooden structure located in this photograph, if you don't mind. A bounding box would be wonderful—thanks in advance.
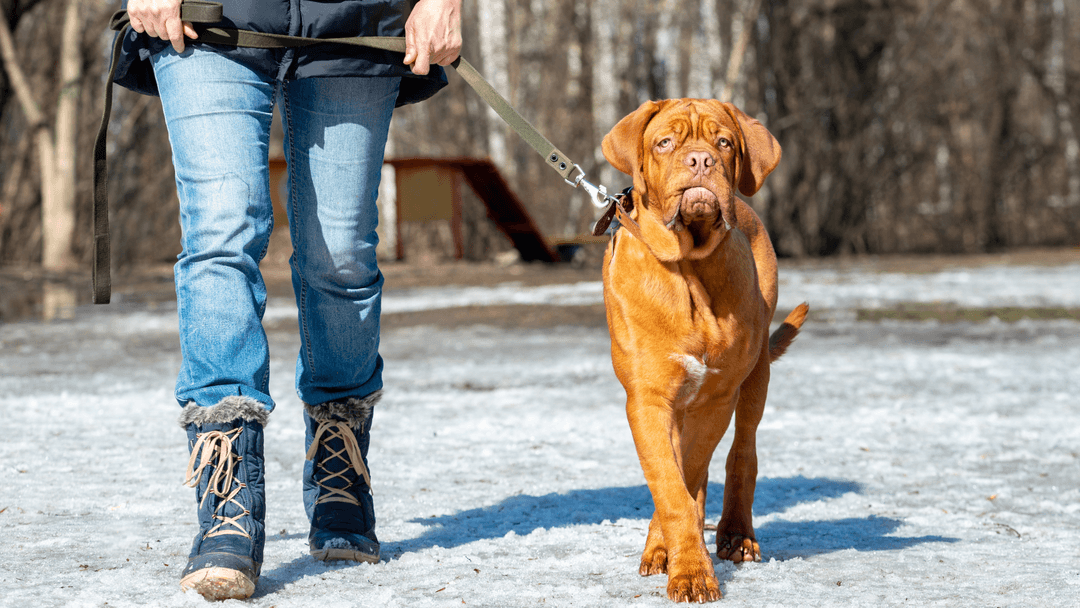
[268,158,289,230]
[264,156,559,263]
[386,158,559,263]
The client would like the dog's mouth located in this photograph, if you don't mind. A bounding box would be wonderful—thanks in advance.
[663,186,737,238]
[680,187,719,219]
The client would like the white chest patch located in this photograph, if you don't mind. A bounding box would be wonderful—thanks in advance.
[672,354,714,404]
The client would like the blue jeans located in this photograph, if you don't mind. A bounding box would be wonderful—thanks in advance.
[152,46,400,411]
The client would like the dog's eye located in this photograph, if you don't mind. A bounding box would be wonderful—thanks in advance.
[717,137,732,149]
[656,138,674,151]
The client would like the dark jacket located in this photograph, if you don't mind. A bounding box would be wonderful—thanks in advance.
[113,0,447,107]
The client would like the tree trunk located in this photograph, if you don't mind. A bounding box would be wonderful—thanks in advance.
[1048,0,1080,207]
[591,0,623,192]
[478,0,510,174]
[719,0,761,102]
[0,0,80,271]
[686,0,722,98]
[49,0,81,271]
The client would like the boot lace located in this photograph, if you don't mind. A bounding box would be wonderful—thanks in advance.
[184,427,251,539]
[306,421,372,507]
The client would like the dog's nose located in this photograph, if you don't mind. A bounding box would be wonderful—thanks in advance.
[684,150,715,174]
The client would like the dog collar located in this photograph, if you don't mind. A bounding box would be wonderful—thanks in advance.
[591,186,636,236]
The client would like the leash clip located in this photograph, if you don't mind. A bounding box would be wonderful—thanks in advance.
[565,165,620,209]
[590,186,634,237]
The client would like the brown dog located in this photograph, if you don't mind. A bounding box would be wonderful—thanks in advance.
[601,99,808,603]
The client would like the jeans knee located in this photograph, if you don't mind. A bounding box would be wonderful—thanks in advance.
[177,172,274,262]
[297,245,381,297]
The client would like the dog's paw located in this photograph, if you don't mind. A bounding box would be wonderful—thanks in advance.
[666,568,722,603]
[716,533,761,563]
[639,546,668,576]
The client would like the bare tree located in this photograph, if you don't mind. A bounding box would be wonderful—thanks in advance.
[0,0,80,270]
[477,0,510,173]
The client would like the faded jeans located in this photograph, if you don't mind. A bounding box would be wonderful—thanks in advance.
[152,46,399,411]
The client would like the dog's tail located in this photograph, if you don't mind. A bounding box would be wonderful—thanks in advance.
[769,302,809,362]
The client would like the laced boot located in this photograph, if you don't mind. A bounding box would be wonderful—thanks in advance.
[304,392,380,562]
[178,397,268,600]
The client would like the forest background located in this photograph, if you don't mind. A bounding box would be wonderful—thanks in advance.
[1,0,1079,272]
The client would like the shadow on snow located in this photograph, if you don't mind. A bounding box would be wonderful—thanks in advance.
[388,475,955,560]
[255,475,956,596]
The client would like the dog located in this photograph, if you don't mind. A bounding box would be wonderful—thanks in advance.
[600,99,808,603]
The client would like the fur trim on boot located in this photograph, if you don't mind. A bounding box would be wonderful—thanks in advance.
[179,396,270,429]
[303,390,380,429]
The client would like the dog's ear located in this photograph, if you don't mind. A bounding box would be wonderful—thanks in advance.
[723,103,781,196]
[602,100,662,176]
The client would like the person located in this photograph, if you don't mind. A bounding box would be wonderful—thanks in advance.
[115,0,462,600]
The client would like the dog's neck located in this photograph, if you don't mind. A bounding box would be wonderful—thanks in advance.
[684,218,727,254]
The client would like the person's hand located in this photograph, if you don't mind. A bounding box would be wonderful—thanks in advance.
[127,0,197,53]
[403,0,462,76]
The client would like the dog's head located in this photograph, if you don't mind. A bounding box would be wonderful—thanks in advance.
[602,99,780,260]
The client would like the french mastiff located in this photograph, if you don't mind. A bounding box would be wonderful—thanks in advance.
[601,99,808,603]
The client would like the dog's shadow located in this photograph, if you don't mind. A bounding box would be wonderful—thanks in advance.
[255,476,956,597]
[389,475,954,559]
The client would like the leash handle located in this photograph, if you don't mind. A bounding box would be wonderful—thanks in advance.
[92,1,225,304]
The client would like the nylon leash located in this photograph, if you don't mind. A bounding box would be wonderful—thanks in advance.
[93,1,621,304]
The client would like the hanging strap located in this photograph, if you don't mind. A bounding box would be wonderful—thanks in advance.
[93,1,599,304]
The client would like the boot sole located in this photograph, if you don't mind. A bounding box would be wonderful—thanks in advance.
[311,547,380,563]
[180,567,256,600]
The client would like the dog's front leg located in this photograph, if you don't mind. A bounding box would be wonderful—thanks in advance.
[716,348,769,564]
[628,396,721,603]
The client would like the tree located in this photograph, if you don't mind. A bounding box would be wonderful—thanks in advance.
[0,0,81,270]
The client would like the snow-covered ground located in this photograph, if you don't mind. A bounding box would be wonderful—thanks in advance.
[2,260,1079,607]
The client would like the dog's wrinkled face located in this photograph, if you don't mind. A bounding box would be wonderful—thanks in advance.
[602,99,780,242]
[644,100,742,228]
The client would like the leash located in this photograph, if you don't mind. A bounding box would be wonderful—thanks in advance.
[92,0,622,304]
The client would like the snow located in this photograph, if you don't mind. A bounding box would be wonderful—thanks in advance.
[1,260,1079,607]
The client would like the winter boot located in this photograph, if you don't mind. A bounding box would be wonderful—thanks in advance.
[304,392,380,563]
[178,397,268,600]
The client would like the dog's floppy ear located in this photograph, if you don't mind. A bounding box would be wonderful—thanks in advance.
[723,103,781,196]
[602,100,662,176]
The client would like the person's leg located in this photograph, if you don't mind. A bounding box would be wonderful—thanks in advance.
[281,76,399,405]
[156,47,278,412]
[279,75,399,562]
[153,45,276,599]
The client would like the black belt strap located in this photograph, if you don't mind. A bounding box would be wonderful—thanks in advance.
[93,0,583,304]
